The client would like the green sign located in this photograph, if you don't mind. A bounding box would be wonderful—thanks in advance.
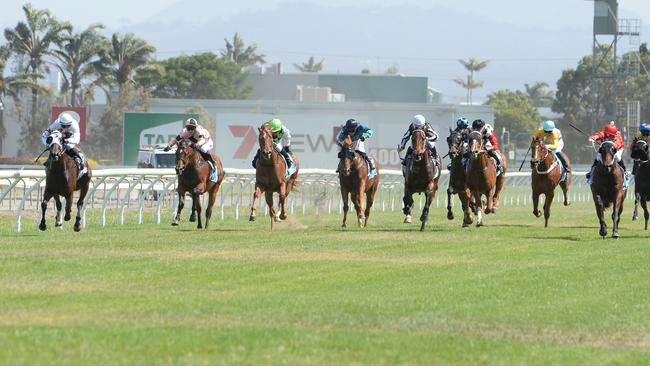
[123,112,198,165]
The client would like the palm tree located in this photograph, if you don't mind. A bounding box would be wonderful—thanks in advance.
[294,56,324,72]
[524,81,554,108]
[221,33,265,67]
[99,32,156,94]
[53,23,108,106]
[3,4,70,143]
[455,57,489,104]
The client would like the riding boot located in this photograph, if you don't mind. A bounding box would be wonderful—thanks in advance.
[251,149,260,168]
[618,159,630,180]
[359,151,375,172]
[200,151,215,167]
[280,149,293,168]
[66,148,84,171]
[586,159,597,179]
[556,151,571,172]
[488,150,502,173]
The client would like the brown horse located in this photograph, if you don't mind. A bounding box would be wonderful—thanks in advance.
[249,124,299,230]
[402,129,441,231]
[445,129,473,226]
[172,139,225,229]
[530,138,572,227]
[338,134,380,228]
[631,139,649,229]
[466,131,507,226]
[39,130,91,232]
[591,140,626,239]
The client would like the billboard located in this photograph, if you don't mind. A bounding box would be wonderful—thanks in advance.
[51,107,87,142]
[123,112,198,165]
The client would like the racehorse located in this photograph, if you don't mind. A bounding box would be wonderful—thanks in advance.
[530,138,572,227]
[466,131,507,226]
[39,130,91,232]
[338,134,379,228]
[590,141,626,239]
[402,129,441,231]
[445,129,473,226]
[249,124,299,230]
[631,139,649,229]
[172,139,224,229]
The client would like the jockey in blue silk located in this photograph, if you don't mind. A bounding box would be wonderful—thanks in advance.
[41,112,85,172]
[337,118,375,171]
[631,122,650,175]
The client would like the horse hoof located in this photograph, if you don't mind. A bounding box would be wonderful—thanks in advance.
[599,228,607,237]
[404,215,412,224]
[341,223,347,228]
[189,214,196,222]
[73,225,81,232]
[38,223,47,231]
[491,208,497,214]
[447,212,454,220]
[64,214,71,221]
[420,215,428,223]
[249,215,256,222]
[484,208,491,215]
[280,213,287,220]
[55,222,63,227]
[171,220,179,226]
[632,215,638,221]
[533,211,541,218]
[564,201,571,206]
[612,232,619,239]
[197,225,202,230]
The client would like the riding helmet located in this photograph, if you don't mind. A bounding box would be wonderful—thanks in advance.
[266,118,283,133]
[185,118,198,127]
[603,121,618,136]
[472,119,485,131]
[640,123,650,133]
[543,120,555,132]
[345,118,359,132]
[58,112,76,127]
[456,117,469,128]
[411,115,426,128]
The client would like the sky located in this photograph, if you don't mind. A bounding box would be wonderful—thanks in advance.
[2,0,650,102]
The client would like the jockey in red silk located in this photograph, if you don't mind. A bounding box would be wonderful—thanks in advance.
[471,119,503,174]
[586,121,627,180]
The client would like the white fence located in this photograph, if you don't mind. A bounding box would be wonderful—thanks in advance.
[0,168,605,232]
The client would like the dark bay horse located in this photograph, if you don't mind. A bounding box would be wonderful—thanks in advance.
[39,130,91,232]
[631,139,649,229]
[338,135,379,228]
[530,138,572,227]
[403,129,441,231]
[249,124,299,230]
[466,131,507,226]
[172,139,224,229]
[591,141,626,239]
[445,129,473,226]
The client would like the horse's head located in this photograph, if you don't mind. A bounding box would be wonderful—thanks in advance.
[47,130,64,162]
[258,124,274,161]
[446,129,463,158]
[337,134,356,177]
[467,131,484,159]
[631,140,649,161]
[598,140,617,170]
[174,139,195,174]
[411,128,427,163]
[530,138,548,168]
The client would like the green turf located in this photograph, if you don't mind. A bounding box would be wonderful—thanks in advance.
[1,200,650,365]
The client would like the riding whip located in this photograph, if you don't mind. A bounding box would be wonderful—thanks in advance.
[518,144,532,172]
[33,147,49,164]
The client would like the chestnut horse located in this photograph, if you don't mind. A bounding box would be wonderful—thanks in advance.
[403,129,441,231]
[590,141,626,239]
[631,139,649,229]
[530,138,572,227]
[39,130,91,232]
[249,124,299,230]
[466,131,507,226]
[445,129,473,226]
[172,139,225,229]
[338,134,380,228]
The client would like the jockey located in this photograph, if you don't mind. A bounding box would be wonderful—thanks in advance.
[41,112,85,171]
[630,122,650,175]
[454,116,471,135]
[252,118,293,169]
[586,121,627,180]
[471,119,504,174]
[337,118,375,172]
[532,120,571,172]
[164,118,216,166]
[397,114,439,165]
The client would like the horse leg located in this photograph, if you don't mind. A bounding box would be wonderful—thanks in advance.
[279,184,288,220]
[485,189,495,215]
[403,188,414,224]
[249,185,262,222]
[189,200,197,222]
[364,184,378,227]
[54,196,63,227]
[446,186,454,220]
[492,174,505,212]
[265,191,275,230]
[39,191,52,231]
[74,181,89,232]
[633,192,640,221]
[193,191,203,229]
[594,194,607,239]
[612,194,624,239]
[475,192,484,227]
[461,189,473,227]
[341,189,350,228]
[204,184,220,230]
[64,193,73,222]
[172,190,185,226]
[640,196,649,230]
[532,189,542,218]
[543,190,554,228]
[561,172,572,206]
[420,185,434,232]
[355,185,365,228]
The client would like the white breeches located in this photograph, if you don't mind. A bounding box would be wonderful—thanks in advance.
[596,148,623,162]
[353,140,366,153]
[273,142,286,152]
[550,140,564,152]
[198,140,213,153]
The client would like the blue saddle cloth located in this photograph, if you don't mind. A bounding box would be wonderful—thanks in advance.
[207,161,218,183]
[285,162,297,178]
[368,157,377,178]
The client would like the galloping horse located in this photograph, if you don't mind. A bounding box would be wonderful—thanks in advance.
[530,138,572,227]
[466,131,507,226]
[403,129,441,231]
[249,124,299,230]
[631,139,649,229]
[172,139,224,229]
[39,130,91,232]
[338,134,379,227]
[445,129,473,226]
[590,141,626,239]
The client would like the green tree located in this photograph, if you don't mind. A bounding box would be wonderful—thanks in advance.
[486,90,541,145]
[524,81,554,108]
[99,32,156,94]
[294,56,324,72]
[0,45,39,143]
[454,57,489,104]
[3,3,70,150]
[221,33,265,67]
[142,53,251,99]
[53,23,108,106]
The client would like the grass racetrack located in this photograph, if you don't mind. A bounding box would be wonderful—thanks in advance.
[1,201,650,365]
